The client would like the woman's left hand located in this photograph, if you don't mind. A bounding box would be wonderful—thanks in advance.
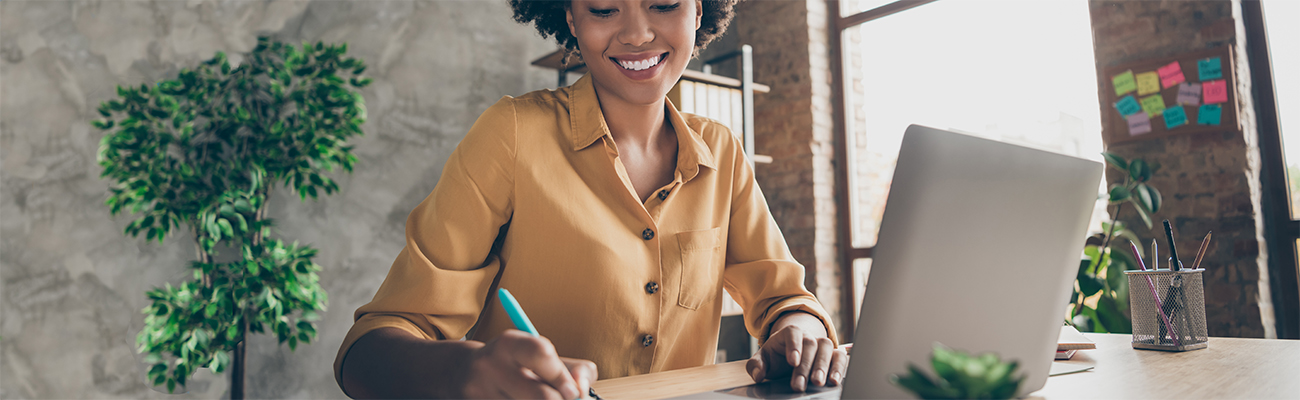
[746,312,849,391]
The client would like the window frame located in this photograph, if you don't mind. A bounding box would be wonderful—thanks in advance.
[828,0,939,338]
[1242,0,1300,339]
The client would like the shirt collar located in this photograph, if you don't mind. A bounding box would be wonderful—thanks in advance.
[568,73,717,180]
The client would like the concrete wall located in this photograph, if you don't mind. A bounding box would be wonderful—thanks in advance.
[0,1,559,398]
[1089,0,1273,338]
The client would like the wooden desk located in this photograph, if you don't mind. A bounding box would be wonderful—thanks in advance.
[593,334,1300,399]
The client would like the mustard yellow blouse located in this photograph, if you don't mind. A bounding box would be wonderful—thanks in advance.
[333,74,838,388]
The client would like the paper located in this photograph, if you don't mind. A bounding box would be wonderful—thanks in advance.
[1115,95,1142,116]
[1198,57,1223,80]
[1176,83,1201,106]
[1050,362,1095,377]
[1112,70,1137,96]
[1137,72,1161,95]
[1164,105,1188,129]
[1127,112,1152,136]
[1198,104,1222,125]
[1139,94,1166,117]
[1203,79,1228,104]
[1157,61,1186,89]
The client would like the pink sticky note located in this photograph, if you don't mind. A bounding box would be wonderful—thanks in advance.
[1158,61,1186,89]
[1177,83,1201,106]
[1203,79,1228,104]
[1127,112,1152,136]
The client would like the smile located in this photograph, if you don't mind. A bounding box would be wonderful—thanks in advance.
[613,53,668,71]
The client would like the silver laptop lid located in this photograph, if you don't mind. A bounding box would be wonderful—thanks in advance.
[841,125,1102,398]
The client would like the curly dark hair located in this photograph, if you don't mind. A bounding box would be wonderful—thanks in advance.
[509,0,738,57]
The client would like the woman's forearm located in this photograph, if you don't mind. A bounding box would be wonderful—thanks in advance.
[340,327,483,399]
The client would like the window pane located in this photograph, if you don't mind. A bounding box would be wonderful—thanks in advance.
[1262,0,1298,218]
[842,0,1107,248]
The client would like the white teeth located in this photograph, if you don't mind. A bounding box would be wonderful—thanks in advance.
[618,54,662,71]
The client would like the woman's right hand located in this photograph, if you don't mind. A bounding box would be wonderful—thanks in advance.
[462,329,598,399]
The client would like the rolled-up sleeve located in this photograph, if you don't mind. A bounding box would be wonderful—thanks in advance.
[720,138,840,346]
[333,97,517,388]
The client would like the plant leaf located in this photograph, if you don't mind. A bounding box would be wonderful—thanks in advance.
[1108,186,1131,203]
[1102,152,1128,171]
[1128,158,1152,182]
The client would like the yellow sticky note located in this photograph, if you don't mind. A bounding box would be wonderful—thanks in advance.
[1136,72,1160,96]
[1140,94,1166,117]
[1112,70,1137,96]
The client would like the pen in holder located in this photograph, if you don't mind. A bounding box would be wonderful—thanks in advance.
[1125,268,1208,351]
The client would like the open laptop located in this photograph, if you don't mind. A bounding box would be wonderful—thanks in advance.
[673,125,1103,399]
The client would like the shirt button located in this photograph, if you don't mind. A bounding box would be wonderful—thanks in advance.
[642,334,655,347]
[642,228,655,240]
[645,282,659,294]
[658,190,670,200]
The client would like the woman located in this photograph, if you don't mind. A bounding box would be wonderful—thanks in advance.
[334,1,847,398]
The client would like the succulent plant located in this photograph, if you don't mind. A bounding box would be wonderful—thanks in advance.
[890,343,1025,399]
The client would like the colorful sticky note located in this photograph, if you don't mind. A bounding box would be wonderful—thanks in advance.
[1203,79,1228,104]
[1198,104,1222,125]
[1176,82,1201,106]
[1198,57,1223,80]
[1157,61,1186,89]
[1164,106,1188,129]
[1113,70,1137,96]
[1115,95,1142,116]
[1136,72,1161,95]
[1140,94,1167,117]
[1127,112,1152,136]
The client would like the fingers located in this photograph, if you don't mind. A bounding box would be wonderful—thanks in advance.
[785,327,804,367]
[746,354,765,383]
[827,347,850,387]
[506,332,581,399]
[790,335,819,391]
[562,357,598,396]
[808,338,834,387]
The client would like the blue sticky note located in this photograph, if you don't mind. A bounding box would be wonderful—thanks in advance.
[1164,105,1188,129]
[1198,57,1223,81]
[1198,104,1222,125]
[1115,95,1142,116]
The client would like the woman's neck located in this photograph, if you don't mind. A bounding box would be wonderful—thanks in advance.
[592,86,670,151]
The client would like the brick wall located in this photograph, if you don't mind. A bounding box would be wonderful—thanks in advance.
[1089,0,1273,338]
[732,0,845,337]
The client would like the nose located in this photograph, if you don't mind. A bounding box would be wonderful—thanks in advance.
[617,9,655,47]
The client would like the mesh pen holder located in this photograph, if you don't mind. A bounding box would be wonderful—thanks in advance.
[1125,269,1208,351]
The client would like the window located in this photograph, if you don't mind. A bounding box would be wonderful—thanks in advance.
[832,0,1107,329]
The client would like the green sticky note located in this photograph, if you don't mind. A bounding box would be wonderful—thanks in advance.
[1164,105,1188,129]
[1112,70,1137,96]
[1198,57,1223,80]
[1115,95,1141,116]
[1140,94,1166,117]
[1198,104,1222,125]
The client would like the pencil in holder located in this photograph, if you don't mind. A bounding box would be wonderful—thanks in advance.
[1125,269,1208,351]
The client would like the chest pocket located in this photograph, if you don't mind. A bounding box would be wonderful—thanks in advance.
[676,227,724,310]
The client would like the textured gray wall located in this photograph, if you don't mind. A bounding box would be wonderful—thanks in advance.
[0,1,559,398]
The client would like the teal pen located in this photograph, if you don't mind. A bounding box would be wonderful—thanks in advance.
[496,288,601,400]
[498,288,539,336]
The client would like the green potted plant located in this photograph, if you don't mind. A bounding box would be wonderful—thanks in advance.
[892,343,1025,399]
[1067,152,1162,333]
[93,36,370,398]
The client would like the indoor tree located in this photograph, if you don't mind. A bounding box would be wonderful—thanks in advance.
[1068,152,1162,333]
[93,36,370,398]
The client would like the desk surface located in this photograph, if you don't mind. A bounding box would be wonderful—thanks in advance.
[592,334,1300,399]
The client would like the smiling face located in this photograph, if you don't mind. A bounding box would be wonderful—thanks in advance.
[567,0,702,107]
